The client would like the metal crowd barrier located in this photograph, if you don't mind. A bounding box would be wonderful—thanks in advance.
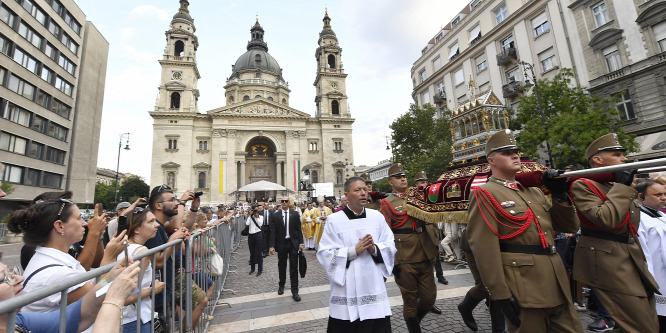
[0,222,238,333]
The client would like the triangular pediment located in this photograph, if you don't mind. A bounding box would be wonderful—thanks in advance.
[208,98,312,119]
[162,162,181,169]
[193,162,211,169]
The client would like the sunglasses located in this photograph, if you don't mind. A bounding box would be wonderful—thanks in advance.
[158,184,172,192]
[134,207,145,213]
[1,266,21,287]
[57,199,74,220]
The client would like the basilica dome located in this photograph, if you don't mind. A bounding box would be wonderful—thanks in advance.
[231,20,282,77]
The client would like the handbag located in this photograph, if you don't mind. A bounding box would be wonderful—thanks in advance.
[298,250,307,278]
[241,224,249,236]
[207,252,224,277]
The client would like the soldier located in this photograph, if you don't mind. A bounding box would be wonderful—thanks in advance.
[467,129,583,332]
[380,163,437,333]
[570,133,659,332]
[361,173,381,210]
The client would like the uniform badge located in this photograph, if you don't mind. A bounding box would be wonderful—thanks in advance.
[509,210,516,215]
[395,205,403,211]
[503,182,519,191]
[500,200,516,208]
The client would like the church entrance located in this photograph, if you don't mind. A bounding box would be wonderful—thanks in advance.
[244,137,277,202]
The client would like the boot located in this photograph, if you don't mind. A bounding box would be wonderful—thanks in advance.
[489,300,507,333]
[416,307,429,323]
[457,293,482,331]
[430,304,442,314]
[405,317,421,333]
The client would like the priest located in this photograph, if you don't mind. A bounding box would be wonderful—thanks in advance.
[317,176,397,332]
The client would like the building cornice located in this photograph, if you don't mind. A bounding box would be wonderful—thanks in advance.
[158,60,201,79]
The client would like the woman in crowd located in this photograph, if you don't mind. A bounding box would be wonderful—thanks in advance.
[245,205,264,276]
[118,207,166,333]
[191,211,216,300]
[7,200,125,313]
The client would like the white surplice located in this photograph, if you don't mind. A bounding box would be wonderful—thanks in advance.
[638,206,666,316]
[316,206,397,322]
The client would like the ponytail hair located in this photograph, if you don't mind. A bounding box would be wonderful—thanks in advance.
[7,200,75,246]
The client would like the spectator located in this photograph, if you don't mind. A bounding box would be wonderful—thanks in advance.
[246,205,264,276]
[118,207,166,333]
[92,262,142,333]
[334,196,347,213]
[191,211,216,300]
[7,200,122,314]
[145,185,208,330]
[107,202,131,242]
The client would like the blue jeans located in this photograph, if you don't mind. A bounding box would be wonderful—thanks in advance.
[122,320,151,333]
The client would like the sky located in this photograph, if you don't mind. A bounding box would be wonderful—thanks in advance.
[76,0,469,180]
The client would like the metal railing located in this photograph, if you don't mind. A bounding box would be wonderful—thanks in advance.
[0,221,239,333]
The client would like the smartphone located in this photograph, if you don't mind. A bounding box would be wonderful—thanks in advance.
[117,215,128,235]
[194,191,203,198]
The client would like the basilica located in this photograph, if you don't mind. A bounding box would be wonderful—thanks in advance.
[149,1,355,204]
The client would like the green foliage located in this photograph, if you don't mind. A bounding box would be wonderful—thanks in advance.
[373,178,391,193]
[94,181,115,209]
[119,176,150,203]
[0,181,15,196]
[390,104,452,183]
[513,68,636,168]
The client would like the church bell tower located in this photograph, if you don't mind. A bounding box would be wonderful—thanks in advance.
[155,0,200,113]
[314,10,349,118]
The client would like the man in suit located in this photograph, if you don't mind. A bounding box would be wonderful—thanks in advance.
[270,197,305,301]
[571,133,659,332]
[260,202,274,257]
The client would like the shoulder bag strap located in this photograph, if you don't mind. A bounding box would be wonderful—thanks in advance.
[23,264,64,287]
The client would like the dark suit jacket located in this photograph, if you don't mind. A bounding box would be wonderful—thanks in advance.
[260,209,274,228]
[270,209,303,252]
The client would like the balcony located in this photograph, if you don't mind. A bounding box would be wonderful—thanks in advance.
[496,47,517,66]
[433,91,447,104]
[502,80,523,98]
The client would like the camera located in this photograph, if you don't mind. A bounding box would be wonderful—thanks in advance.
[194,191,203,198]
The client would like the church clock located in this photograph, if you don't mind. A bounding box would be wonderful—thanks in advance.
[171,71,183,81]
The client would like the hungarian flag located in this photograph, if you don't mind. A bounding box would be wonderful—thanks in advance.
[428,183,441,203]
[470,176,487,188]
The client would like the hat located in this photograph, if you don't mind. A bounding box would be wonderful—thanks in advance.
[486,129,520,157]
[388,163,406,178]
[585,133,627,160]
[116,202,131,211]
[414,171,428,182]
[360,173,372,183]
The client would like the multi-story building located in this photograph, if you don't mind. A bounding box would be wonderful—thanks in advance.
[0,0,108,214]
[567,0,666,160]
[95,168,137,187]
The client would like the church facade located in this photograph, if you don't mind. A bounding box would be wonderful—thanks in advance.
[149,1,354,204]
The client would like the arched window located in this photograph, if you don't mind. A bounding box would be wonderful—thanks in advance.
[311,170,319,183]
[174,41,184,57]
[282,98,287,104]
[198,172,206,189]
[228,95,234,104]
[465,118,472,135]
[471,115,479,134]
[327,54,336,69]
[170,92,180,109]
[255,95,262,99]
[477,115,485,132]
[255,54,261,64]
[268,97,273,101]
[454,121,462,140]
[243,95,250,101]
[331,100,340,115]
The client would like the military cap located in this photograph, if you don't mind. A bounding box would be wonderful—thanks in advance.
[414,171,428,182]
[486,129,520,157]
[388,163,406,178]
[360,173,372,183]
[585,133,626,160]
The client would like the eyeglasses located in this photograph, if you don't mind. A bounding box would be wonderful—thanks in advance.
[1,266,21,287]
[158,184,172,193]
[161,197,180,204]
[57,199,74,220]
[134,207,145,213]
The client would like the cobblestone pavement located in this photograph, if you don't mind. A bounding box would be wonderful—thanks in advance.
[208,237,602,332]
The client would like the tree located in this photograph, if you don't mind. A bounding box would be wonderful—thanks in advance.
[512,68,636,168]
[94,181,115,209]
[1,181,15,196]
[119,176,150,203]
[372,178,391,193]
[390,103,452,182]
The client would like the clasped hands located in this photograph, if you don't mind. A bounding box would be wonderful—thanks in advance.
[355,234,375,255]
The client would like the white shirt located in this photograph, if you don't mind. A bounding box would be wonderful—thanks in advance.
[316,208,397,321]
[117,244,155,325]
[107,218,118,237]
[22,246,95,313]
[638,206,666,316]
[245,215,264,234]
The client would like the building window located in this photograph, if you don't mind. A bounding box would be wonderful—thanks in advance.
[2,102,31,127]
[1,164,24,184]
[506,67,520,82]
[168,139,178,150]
[198,172,206,189]
[539,48,556,72]
[54,76,72,96]
[50,0,64,16]
[593,2,609,28]
[42,171,62,188]
[454,69,464,86]
[419,69,426,83]
[13,48,38,74]
[198,140,208,151]
[18,22,42,49]
[422,92,430,105]
[0,34,9,55]
[0,132,27,155]
[449,42,459,60]
[615,91,635,121]
[451,16,461,28]
[44,43,55,59]
[469,25,481,44]
[243,95,250,101]
[47,122,67,141]
[653,21,666,52]
[174,40,184,57]
[532,13,549,37]
[0,5,16,27]
[267,96,273,101]
[45,146,65,164]
[309,142,318,151]
[495,4,509,24]
[41,66,54,83]
[327,54,336,69]
[57,54,76,75]
[432,57,442,71]
[50,99,71,118]
[36,90,50,108]
[7,74,35,100]
[435,33,443,43]
[31,114,46,133]
[47,20,60,38]
[60,33,78,54]
[27,141,44,159]
[501,35,514,51]
[334,141,342,151]
[64,12,81,35]
[311,170,319,183]
[170,92,180,109]
[603,45,621,72]
[475,56,487,73]
[331,100,340,114]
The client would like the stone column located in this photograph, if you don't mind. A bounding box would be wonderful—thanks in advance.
[239,160,246,187]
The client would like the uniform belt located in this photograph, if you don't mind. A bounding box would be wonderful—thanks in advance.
[393,227,425,234]
[581,229,635,244]
[499,243,557,255]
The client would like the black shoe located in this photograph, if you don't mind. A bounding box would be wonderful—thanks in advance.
[458,293,481,331]
[249,269,255,275]
[405,317,421,333]
[277,286,284,295]
[292,294,301,302]
[256,271,262,277]
[437,276,448,285]
[588,318,615,332]
[430,305,442,314]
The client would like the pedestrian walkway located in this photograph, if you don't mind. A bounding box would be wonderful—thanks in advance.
[208,240,600,332]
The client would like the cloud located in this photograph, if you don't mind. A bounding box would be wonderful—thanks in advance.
[119,27,135,41]
[128,5,170,21]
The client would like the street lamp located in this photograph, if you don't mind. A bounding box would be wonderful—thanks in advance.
[520,60,554,168]
[385,135,394,162]
[114,132,131,205]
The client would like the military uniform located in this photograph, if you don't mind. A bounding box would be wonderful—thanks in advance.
[361,173,381,210]
[467,130,583,333]
[380,164,437,333]
[571,133,659,332]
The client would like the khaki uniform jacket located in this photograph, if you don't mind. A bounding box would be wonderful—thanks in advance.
[382,194,437,265]
[366,198,380,211]
[467,177,578,308]
[571,179,660,297]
